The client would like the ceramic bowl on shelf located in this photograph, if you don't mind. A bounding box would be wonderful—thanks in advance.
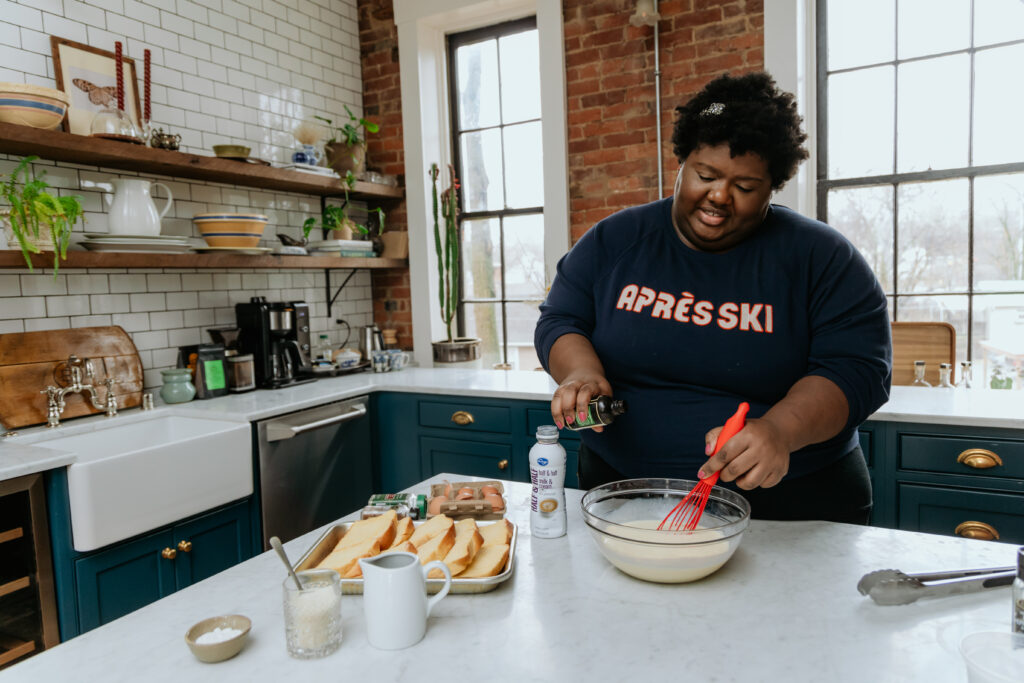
[192,213,269,248]
[0,82,70,129]
[212,144,251,159]
[580,478,750,584]
[185,614,252,663]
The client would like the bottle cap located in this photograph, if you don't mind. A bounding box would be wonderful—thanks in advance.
[610,399,628,416]
[537,425,559,440]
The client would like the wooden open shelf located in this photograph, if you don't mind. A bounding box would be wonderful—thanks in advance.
[0,634,35,669]
[0,578,29,600]
[0,250,407,270]
[0,529,23,546]
[0,122,404,200]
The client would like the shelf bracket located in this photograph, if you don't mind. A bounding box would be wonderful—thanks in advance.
[325,268,360,317]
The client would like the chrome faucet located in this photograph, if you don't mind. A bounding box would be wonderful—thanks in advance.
[40,355,119,428]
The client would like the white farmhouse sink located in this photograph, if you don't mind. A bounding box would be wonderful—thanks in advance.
[40,416,252,551]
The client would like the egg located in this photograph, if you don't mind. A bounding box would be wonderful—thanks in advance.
[442,481,452,498]
[427,495,448,516]
[483,493,505,511]
[455,487,476,501]
[480,485,500,497]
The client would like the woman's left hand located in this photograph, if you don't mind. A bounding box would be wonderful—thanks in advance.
[698,418,791,489]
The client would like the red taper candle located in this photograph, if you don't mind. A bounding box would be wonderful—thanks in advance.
[143,49,151,123]
[114,41,124,112]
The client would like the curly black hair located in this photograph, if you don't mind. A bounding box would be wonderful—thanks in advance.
[671,72,808,190]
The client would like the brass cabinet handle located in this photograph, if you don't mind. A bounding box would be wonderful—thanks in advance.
[956,448,1003,469]
[497,459,508,470]
[177,540,192,553]
[161,547,177,559]
[451,411,474,426]
[954,521,1000,541]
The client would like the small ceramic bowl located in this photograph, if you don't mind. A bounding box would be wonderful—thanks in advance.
[212,144,251,158]
[192,213,269,248]
[185,614,252,663]
[0,82,69,129]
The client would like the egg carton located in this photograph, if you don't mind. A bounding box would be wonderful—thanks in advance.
[426,480,506,520]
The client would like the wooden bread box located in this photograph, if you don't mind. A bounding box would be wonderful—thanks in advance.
[427,480,506,521]
[0,326,144,429]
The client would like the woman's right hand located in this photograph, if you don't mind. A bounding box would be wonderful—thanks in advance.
[551,371,613,431]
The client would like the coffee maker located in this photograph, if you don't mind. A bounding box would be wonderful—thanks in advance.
[235,297,316,388]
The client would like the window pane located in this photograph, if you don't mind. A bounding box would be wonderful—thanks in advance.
[826,0,893,70]
[827,67,894,178]
[895,294,969,366]
[503,213,546,299]
[974,0,1024,47]
[828,185,894,293]
[460,129,504,212]
[974,173,1024,292]
[897,0,970,60]
[499,30,540,123]
[897,179,969,294]
[973,293,1024,389]
[503,122,543,209]
[897,55,969,173]
[462,218,500,300]
[463,302,503,367]
[973,44,1024,167]
[456,40,500,130]
[505,301,542,371]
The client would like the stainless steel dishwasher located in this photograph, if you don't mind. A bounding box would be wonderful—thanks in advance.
[255,395,373,548]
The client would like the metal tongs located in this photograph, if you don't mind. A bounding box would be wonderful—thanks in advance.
[857,565,1015,606]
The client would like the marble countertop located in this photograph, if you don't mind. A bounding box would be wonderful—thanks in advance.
[2,367,1022,483]
[4,474,1018,682]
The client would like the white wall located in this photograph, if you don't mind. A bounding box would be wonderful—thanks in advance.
[0,0,374,388]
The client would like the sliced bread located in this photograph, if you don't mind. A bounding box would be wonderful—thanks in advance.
[388,516,415,548]
[317,538,380,578]
[455,518,484,556]
[456,543,509,578]
[381,540,417,555]
[429,531,478,578]
[336,509,397,551]
[416,524,456,565]
[408,514,453,548]
[479,519,513,547]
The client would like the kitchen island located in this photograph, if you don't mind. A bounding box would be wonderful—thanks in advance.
[3,474,1017,682]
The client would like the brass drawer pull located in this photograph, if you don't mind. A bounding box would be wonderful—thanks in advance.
[161,547,177,560]
[956,448,1003,469]
[954,521,999,541]
[177,540,192,553]
[497,459,508,470]
[450,411,474,426]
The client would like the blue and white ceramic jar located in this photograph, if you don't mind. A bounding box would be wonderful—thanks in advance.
[292,144,322,166]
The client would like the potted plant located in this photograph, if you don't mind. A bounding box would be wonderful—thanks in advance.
[430,162,480,363]
[316,106,379,177]
[302,171,385,243]
[1,155,83,276]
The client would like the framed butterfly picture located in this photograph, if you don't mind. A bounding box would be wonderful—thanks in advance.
[50,36,142,136]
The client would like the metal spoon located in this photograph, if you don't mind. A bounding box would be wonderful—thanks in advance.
[269,536,304,591]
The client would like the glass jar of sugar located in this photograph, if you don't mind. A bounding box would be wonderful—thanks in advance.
[283,568,343,658]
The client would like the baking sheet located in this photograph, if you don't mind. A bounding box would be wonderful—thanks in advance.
[295,519,517,594]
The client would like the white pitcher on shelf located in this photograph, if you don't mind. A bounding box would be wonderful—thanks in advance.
[107,179,173,236]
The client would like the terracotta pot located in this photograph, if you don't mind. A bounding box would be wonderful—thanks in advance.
[380,231,408,259]
[325,141,365,177]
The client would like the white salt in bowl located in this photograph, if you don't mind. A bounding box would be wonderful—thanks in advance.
[581,478,750,584]
[185,614,251,663]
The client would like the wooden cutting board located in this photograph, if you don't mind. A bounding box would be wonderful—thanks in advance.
[891,321,956,386]
[0,326,143,429]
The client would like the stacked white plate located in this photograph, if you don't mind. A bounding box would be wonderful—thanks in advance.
[81,233,193,254]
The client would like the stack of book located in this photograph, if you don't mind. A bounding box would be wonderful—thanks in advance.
[306,239,377,258]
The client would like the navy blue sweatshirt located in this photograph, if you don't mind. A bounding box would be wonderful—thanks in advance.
[534,198,892,480]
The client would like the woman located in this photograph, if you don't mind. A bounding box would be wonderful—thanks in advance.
[533,72,891,524]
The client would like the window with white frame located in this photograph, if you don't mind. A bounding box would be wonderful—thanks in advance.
[447,17,545,370]
[818,0,1024,388]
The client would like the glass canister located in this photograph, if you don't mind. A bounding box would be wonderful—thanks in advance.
[160,368,196,404]
[226,354,256,393]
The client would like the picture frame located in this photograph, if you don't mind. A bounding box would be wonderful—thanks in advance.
[50,36,142,136]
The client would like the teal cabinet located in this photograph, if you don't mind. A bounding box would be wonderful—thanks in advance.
[420,436,514,481]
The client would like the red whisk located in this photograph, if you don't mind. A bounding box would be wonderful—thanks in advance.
[658,402,749,531]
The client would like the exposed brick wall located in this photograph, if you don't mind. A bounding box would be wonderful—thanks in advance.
[356,0,764,348]
[563,0,764,243]
[358,0,413,350]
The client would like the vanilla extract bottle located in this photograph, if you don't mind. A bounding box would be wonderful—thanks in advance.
[565,395,628,431]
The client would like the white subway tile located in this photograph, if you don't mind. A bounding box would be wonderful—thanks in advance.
[71,314,113,327]
[198,290,228,307]
[112,6,151,32]
[213,307,234,324]
[164,49,197,75]
[161,11,194,38]
[165,291,198,309]
[0,21,21,47]
[88,0,125,13]
[168,327,200,346]
[0,43,46,75]
[147,273,182,291]
[199,97,230,118]
[65,0,106,27]
[206,9,236,34]
[144,23,179,51]
[211,272,240,289]
[215,117,245,137]
[89,293,131,314]
[129,292,166,312]
[151,63,183,89]
[132,329,169,350]
[20,0,62,15]
[111,311,150,331]
[25,316,69,331]
[109,273,148,293]
[220,0,248,21]
[66,274,109,294]
[1,1,43,31]
[0,296,46,318]
[236,19,261,43]
[193,22,222,46]
[151,347,179,367]
[0,275,20,297]
[195,60,225,84]
[149,309,183,329]
[183,307,215,326]
[45,294,89,317]
[21,274,67,296]
[0,319,25,333]
[181,273,212,291]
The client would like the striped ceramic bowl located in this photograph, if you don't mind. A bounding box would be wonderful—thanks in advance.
[0,83,70,130]
[192,213,269,248]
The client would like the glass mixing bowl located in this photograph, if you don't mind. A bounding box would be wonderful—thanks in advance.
[581,478,751,583]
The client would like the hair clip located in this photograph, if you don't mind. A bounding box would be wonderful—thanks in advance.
[700,102,725,116]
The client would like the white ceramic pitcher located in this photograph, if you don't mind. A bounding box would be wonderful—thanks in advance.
[108,179,173,236]
[358,551,452,650]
